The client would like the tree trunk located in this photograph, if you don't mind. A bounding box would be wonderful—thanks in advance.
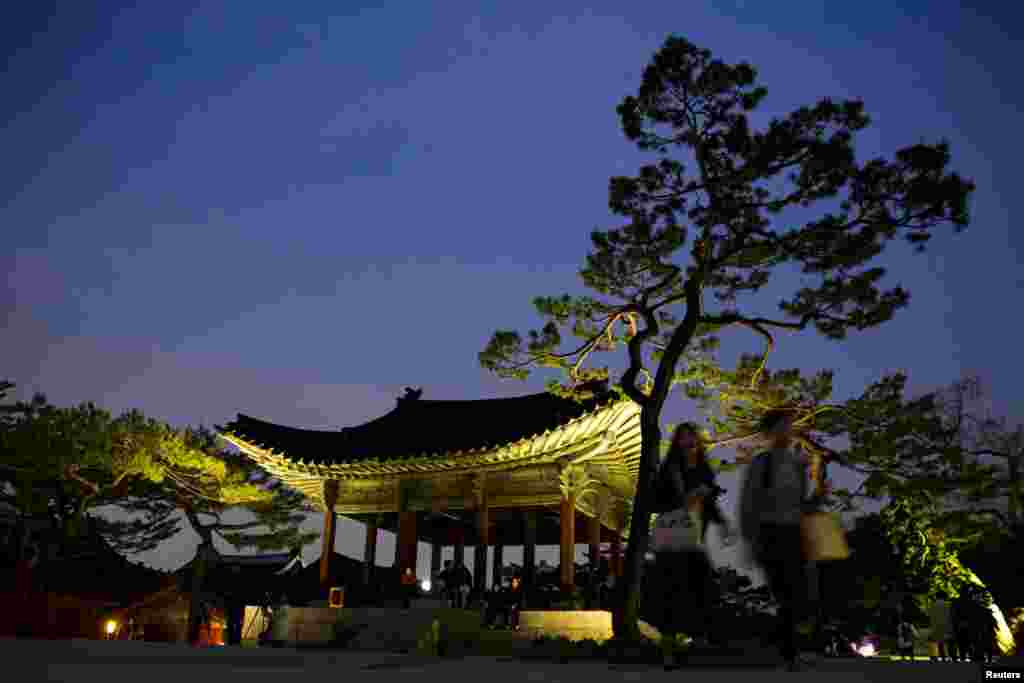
[188,542,215,645]
[611,406,661,642]
[1007,452,1020,531]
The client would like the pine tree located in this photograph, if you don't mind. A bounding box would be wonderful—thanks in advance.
[480,35,974,640]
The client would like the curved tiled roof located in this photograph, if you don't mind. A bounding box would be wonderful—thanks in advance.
[222,390,614,465]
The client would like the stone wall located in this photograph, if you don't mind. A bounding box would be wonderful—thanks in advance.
[267,606,484,651]
[517,610,613,642]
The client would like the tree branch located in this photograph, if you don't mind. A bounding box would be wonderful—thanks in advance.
[619,307,657,405]
[211,520,268,532]
[64,464,101,497]
[701,312,813,332]
[968,449,1012,460]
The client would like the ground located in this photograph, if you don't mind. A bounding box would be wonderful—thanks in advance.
[7,638,1019,682]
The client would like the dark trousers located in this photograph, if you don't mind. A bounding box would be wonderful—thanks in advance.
[654,548,715,640]
[754,523,806,663]
[955,630,972,661]
[973,632,995,663]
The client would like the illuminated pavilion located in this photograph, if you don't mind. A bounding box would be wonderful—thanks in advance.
[219,387,642,602]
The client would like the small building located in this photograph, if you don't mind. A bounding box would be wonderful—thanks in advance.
[220,386,643,606]
[136,547,306,644]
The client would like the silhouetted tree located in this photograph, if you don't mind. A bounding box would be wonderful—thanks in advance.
[0,387,180,553]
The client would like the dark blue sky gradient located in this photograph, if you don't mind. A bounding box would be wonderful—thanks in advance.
[3,2,1021,577]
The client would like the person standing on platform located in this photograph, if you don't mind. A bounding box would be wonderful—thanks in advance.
[400,567,418,608]
[507,574,523,630]
[452,560,472,609]
[438,560,454,607]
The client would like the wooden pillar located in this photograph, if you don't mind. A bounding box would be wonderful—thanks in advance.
[454,540,465,566]
[492,544,504,589]
[559,493,576,593]
[471,475,488,594]
[430,539,443,589]
[473,545,487,593]
[397,512,418,579]
[363,515,379,587]
[319,480,340,590]
[587,513,601,571]
[610,533,622,577]
[522,510,537,607]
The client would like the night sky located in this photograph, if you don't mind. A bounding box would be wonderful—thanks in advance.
[3,2,1021,582]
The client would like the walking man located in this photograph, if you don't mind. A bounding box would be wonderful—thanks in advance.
[739,408,825,672]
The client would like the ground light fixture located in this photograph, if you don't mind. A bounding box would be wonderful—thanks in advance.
[105,620,117,639]
[421,579,431,592]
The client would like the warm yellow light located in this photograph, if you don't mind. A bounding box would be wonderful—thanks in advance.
[105,620,117,636]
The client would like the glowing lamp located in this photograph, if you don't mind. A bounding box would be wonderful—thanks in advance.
[856,642,876,657]
[105,620,117,637]
[421,579,431,592]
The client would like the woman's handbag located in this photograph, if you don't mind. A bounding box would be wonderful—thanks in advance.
[652,507,702,552]
[800,511,850,561]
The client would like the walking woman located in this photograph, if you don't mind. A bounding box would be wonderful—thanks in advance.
[654,423,735,670]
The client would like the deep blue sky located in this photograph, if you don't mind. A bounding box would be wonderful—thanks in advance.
[3,2,1021,578]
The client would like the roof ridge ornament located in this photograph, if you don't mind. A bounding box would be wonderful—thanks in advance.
[397,387,423,405]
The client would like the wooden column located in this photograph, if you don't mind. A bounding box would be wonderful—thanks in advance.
[522,510,537,607]
[454,540,465,566]
[471,475,488,594]
[559,493,576,593]
[492,544,504,589]
[430,539,443,591]
[587,513,601,572]
[319,480,340,590]
[394,481,418,586]
[397,512,418,579]
[610,533,622,577]
[363,515,379,587]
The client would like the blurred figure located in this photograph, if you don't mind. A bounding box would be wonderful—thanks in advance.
[951,593,972,661]
[653,423,732,670]
[739,409,825,672]
[965,586,999,664]
[896,612,917,661]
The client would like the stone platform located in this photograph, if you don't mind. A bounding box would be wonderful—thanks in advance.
[516,610,612,642]
[264,606,485,652]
